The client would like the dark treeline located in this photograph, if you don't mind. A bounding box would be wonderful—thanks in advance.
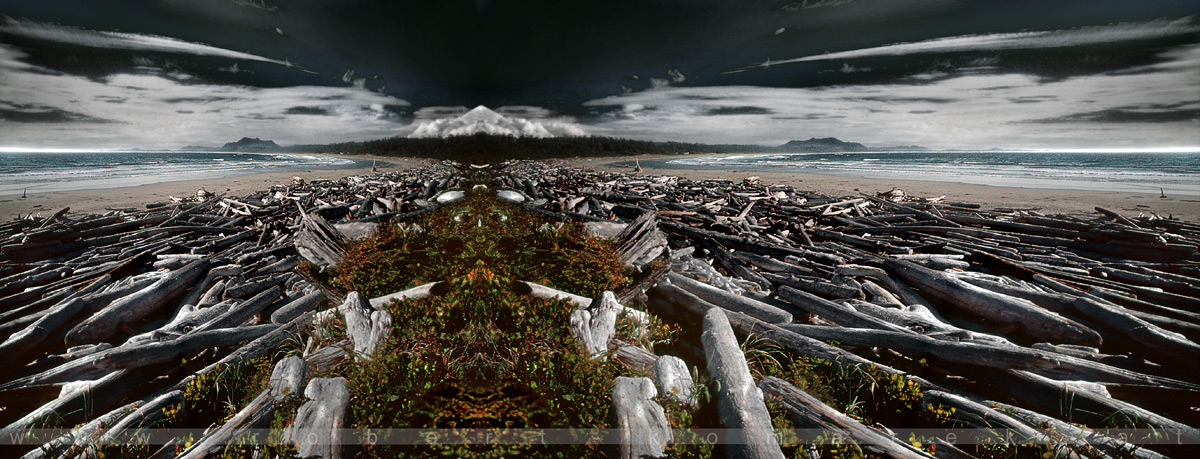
[283,134,776,162]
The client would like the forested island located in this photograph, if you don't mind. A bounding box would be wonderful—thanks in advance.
[191,135,920,162]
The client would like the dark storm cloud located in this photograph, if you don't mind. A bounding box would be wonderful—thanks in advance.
[857,96,958,104]
[161,96,242,104]
[237,113,285,121]
[284,106,330,116]
[772,114,848,120]
[1030,108,1200,124]
[0,105,116,123]
[1009,96,1057,104]
[1,0,1198,149]
[95,95,127,104]
[704,106,775,116]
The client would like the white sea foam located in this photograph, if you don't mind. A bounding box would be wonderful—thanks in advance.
[656,151,1200,195]
[0,152,360,195]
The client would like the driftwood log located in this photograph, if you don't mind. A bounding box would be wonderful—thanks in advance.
[609,376,672,459]
[760,376,933,459]
[701,308,785,459]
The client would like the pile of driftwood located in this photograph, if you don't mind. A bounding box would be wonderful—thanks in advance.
[0,161,461,457]
[0,159,1197,458]
[510,160,1199,458]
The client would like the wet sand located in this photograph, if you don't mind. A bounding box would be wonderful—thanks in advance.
[564,155,1200,222]
[0,155,429,219]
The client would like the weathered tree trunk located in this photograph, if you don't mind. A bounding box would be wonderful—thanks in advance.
[609,376,672,459]
[760,376,933,459]
[778,285,913,333]
[65,259,212,346]
[834,264,937,314]
[178,356,307,459]
[368,281,445,308]
[610,338,657,372]
[921,390,1079,457]
[339,291,392,358]
[883,259,1102,346]
[647,281,939,390]
[571,291,620,358]
[294,211,346,270]
[668,273,792,324]
[998,401,1169,459]
[271,290,326,324]
[959,366,1197,440]
[652,355,696,407]
[701,308,785,459]
[966,275,1200,369]
[99,324,277,370]
[615,211,668,269]
[284,377,350,459]
[16,398,145,459]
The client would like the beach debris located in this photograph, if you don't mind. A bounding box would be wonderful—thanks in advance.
[0,158,1197,457]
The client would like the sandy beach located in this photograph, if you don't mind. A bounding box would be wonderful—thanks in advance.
[565,155,1200,222]
[0,155,429,220]
[2,153,1196,223]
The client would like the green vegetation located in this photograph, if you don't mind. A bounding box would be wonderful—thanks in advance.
[331,188,629,299]
[747,340,1065,458]
[334,189,635,457]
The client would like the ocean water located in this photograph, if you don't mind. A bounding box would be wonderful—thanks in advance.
[641,151,1200,195]
[0,151,362,196]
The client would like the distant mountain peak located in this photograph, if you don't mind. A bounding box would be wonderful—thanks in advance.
[778,137,868,152]
[409,105,587,138]
[221,137,281,152]
[460,105,504,124]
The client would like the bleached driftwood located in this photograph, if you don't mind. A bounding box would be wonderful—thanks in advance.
[284,377,350,459]
[368,281,444,308]
[668,273,792,324]
[652,354,696,407]
[609,376,672,459]
[339,292,392,358]
[178,356,307,459]
[882,259,1102,346]
[701,308,784,459]
[65,259,212,346]
[571,291,621,358]
[760,376,933,459]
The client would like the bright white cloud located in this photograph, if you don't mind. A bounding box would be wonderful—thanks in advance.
[0,44,410,149]
[0,16,290,66]
[738,16,1200,70]
[409,105,587,138]
[583,44,1200,149]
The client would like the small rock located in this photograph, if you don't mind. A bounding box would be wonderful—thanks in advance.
[496,189,525,203]
[570,291,620,358]
[610,376,671,459]
[268,356,308,400]
[582,221,628,240]
[333,222,379,240]
[435,190,464,203]
[652,355,696,407]
[339,292,392,358]
[285,377,349,459]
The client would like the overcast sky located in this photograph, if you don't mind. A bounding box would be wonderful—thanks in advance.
[1,0,1197,150]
